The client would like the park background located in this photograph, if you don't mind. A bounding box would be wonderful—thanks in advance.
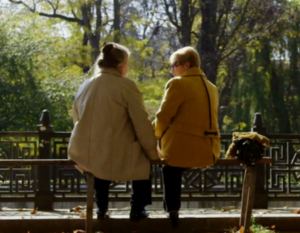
[1,0,299,134]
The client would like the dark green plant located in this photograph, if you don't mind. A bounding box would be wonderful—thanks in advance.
[0,21,72,131]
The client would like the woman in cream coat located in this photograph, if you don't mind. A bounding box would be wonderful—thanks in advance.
[153,46,221,227]
[68,43,158,221]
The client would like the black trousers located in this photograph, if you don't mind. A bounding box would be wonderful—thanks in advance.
[94,176,152,212]
[161,165,187,212]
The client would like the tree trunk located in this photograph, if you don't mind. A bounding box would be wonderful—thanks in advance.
[179,0,192,46]
[113,0,121,43]
[163,0,198,47]
[198,0,218,84]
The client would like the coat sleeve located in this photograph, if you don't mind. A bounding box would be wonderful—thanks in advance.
[153,78,184,140]
[125,82,159,160]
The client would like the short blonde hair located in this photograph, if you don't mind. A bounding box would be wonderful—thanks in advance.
[170,46,201,68]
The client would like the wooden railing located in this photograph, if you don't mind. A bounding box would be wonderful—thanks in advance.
[0,157,272,233]
[1,110,300,213]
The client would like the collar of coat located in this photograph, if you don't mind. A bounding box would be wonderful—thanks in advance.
[180,67,207,79]
[98,67,123,77]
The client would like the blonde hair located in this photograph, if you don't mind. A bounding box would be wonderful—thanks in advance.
[170,46,201,68]
[94,42,130,75]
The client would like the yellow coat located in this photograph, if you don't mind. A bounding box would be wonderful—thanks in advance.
[153,67,220,168]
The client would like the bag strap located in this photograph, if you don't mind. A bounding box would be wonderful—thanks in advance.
[183,74,213,129]
[198,75,212,129]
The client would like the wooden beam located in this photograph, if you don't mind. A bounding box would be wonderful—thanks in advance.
[0,157,272,166]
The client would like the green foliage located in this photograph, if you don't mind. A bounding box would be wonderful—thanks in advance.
[221,1,300,133]
[250,217,276,233]
[2,0,300,134]
[225,217,276,233]
[137,78,166,120]
[0,19,74,131]
[0,23,48,131]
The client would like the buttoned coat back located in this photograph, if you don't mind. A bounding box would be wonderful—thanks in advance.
[153,67,220,168]
[68,68,158,181]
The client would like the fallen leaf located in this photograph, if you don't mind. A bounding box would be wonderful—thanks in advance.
[270,225,276,230]
[240,226,245,233]
[18,208,23,211]
[80,213,86,218]
[257,213,262,216]
[73,229,85,233]
[292,209,300,214]
[70,205,86,213]
[258,211,268,216]
[213,206,239,211]
[30,208,38,214]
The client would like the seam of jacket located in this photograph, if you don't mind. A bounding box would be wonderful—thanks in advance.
[100,71,127,179]
[112,75,132,178]
[86,76,102,171]
[177,77,187,102]
[198,75,212,129]
[167,77,186,104]
[169,77,187,119]
[157,77,185,140]
[123,80,144,173]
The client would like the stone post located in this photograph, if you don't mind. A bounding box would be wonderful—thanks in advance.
[251,112,268,209]
[35,109,54,210]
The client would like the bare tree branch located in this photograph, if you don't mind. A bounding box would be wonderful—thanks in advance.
[216,9,229,50]
[38,12,82,24]
[45,0,56,13]
[163,0,181,30]
[9,0,33,12]
[81,3,92,34]
[191,0,200,18]
[9,0,82,24]
[67,0,79,19]
[219,0,251,54]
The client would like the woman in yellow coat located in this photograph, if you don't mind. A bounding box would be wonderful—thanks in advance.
[153,46,221,227]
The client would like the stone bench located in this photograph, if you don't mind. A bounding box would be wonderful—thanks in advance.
[0,157,272,233]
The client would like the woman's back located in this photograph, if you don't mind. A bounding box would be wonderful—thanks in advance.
[74,68,137,143]
[69,67,157,181]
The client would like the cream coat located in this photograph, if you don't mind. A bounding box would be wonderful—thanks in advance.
[68,68,158,181]
[153,67,220,168]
